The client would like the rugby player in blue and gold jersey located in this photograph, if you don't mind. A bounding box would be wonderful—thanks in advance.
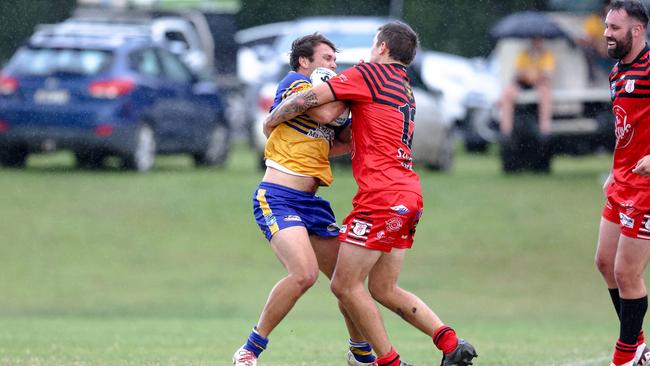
[233,33,375,366]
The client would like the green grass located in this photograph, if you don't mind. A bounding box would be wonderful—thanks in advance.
[0,145,635,365]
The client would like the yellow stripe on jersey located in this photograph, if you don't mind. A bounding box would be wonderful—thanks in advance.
[281,80,311,100]
[256,188,279,235]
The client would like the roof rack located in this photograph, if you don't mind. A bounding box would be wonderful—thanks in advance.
[31,22,151,48]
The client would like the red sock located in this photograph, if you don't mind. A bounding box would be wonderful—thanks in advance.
[613,340,637,365]
[433,325,459,354]
[376,347,400,366]
[639,330,645,345]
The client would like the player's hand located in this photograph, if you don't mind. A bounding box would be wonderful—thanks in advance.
[356,59,365,66]
[633,155,650,178]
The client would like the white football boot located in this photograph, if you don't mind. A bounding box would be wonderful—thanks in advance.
[233,346,257,366]
[346,350,377,366]
[635,343,650,366]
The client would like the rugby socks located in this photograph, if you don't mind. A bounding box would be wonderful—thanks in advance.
[349,339,376,363]
[376,347,400,366]
[613,340,637,365]
[610,288,622,320]
[612,296,648,365]
[609,289,646,345]
[433,325,459,355]
[620,296,648,346]
[243,326,269,358]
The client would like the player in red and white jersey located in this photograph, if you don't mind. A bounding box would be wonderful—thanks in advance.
[597,2,650,366]
[263,21,477,366]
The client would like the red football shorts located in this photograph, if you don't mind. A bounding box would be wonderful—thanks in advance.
[602,198,650,240]
[338,190,424,252]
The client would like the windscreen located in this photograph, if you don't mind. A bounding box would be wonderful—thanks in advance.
[7,47,113,76]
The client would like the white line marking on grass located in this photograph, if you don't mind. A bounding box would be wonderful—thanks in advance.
[547,356,609,366]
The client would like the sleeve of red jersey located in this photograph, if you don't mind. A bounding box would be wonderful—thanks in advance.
[325,66,371,102]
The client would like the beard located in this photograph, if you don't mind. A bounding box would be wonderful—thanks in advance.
[607,29,633,59]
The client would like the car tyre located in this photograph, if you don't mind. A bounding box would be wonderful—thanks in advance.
[122,123,155,172]
[0,146,28,168]
[193,122,230,167]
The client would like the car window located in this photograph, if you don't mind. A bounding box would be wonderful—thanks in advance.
[157,49,192,83]
[129,48,161,76]
[165,31,189,46]
[7,47,112,76]
[275,31,376,55]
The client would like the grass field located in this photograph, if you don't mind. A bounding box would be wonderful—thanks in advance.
[0,144,638,365]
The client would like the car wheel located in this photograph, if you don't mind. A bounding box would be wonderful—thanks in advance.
[75,150,105,169]
[0,146,28,168]
[122,123,155,172]
[193,123,230,167]
[425,130,454,171]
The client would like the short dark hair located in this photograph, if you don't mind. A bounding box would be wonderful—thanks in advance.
[376,21,419,65]
[289,33,337,71]
[610,0,649,28]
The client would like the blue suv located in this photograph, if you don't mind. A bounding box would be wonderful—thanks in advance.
[0,32,229,171]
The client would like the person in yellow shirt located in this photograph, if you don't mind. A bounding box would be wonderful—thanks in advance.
[580,0,614,82]
[499,37,555,137]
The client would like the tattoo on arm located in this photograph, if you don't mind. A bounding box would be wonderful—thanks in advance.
[267,90,319,126]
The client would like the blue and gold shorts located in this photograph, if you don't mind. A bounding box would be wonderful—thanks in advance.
[252,182,339,241]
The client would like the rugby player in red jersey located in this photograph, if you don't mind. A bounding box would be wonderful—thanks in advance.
[597,1,650,365]
[233,34,375,366]
[263,21,477,366]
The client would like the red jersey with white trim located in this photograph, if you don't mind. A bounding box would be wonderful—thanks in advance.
[326,62,421,195]
[608,44,650,210]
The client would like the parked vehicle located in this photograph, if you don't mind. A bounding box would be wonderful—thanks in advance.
[252,48,455,171]
[69,7,216,75]
[419,51,500,152]
[0,31,229,171]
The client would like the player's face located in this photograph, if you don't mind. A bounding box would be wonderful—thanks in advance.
[604,9,636,59]
[308,43,337,75]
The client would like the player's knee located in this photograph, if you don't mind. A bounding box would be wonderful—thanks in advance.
[368,280,395,304]
[595,255,614,275]
[290,269,319,291]
[614,267,641,290]
[330,277,352,300]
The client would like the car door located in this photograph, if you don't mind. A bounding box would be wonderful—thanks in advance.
[154,48,203,151]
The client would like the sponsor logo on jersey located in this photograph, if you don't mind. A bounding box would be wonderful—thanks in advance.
[307,125,335,142]
[264,214,277,226]
[335,73,349,83]
[283,215,302,222]
[377,230,386,239]
[620,212,634,228]
[625,79,636,93]
[386,217,403,232]
[390,205,411,215]
[352,222,370,236]
[614,105,634,149]
[327,223,340,232]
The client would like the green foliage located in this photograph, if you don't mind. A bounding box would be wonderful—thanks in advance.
[0,145,635,365]
[0,0,75,63]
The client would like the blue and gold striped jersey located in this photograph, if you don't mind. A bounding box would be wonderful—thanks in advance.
[264,71,338,186]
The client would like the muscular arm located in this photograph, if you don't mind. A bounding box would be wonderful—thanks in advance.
[263,83,336,136]
[306,101,347,124]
